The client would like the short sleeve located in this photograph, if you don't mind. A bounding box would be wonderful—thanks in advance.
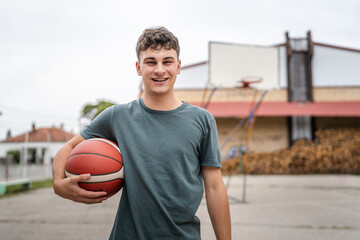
[199,118,222,168]
[80,105,115,141]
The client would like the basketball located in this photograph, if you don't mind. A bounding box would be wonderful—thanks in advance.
[65,138,124,198]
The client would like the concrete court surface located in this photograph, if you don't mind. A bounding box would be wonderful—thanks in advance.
[0,175,359,240]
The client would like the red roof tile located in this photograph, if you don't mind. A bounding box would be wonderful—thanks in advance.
[2,127,75,143]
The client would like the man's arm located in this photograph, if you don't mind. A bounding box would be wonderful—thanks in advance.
[52,133,107,204]
[202,166,231,240]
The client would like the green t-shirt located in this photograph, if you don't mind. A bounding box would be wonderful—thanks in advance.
[81,99,221,240]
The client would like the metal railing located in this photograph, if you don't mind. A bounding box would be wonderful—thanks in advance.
[0,164,52,181]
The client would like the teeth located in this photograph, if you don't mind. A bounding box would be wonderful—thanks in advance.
[153,78,167,82]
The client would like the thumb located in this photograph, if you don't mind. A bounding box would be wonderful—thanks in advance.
[80,173,91,180]
[72,173,90,183]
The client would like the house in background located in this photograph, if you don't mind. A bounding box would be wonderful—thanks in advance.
[140,31,360,157]
[0,123,74,171]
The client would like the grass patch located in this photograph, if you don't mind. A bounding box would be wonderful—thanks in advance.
[0,179,53,199]
[31,179,53,190]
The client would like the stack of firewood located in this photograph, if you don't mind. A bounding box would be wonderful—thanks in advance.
[221,128,360,175]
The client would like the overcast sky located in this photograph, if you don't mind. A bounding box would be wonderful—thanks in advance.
[0,0,359,140]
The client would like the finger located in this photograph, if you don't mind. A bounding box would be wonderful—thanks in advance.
[78,187,108,199]
[67,174,108,200]
[74,196,108,204]
[70,173,91,184]
[66,175,88,187]
[71,188,107,204]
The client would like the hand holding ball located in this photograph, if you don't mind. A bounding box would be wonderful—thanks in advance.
[65,138,124,198]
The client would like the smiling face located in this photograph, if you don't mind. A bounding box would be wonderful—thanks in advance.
[136,47,181,97]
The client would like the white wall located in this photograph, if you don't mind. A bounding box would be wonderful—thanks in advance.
[175,43,360,90]
[175,63,208,89]
[278,46,288,88]
[0,142,65,165]
[312,45,360,87]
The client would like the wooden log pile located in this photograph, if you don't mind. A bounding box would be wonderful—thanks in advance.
[221,128,360,175]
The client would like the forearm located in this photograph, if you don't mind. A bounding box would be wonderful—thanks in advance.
[52,144,73,183]
[202,167,231,240]
[206,184,231,240]
[52,136,80,197]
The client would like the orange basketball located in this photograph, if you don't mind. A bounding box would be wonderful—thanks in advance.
[65,138,124,198]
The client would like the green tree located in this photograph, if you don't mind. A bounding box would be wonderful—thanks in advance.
[6,150,20,164]
[81,100,116,121]
[6,129,12,139]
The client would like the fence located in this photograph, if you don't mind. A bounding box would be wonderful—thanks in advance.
[0,164,53,181]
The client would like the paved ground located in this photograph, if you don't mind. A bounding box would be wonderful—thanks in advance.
[1,175,359,240]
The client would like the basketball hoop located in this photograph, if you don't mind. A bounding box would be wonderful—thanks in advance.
[237,76,263,88]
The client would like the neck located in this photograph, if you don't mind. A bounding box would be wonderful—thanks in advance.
[143,93,182,111]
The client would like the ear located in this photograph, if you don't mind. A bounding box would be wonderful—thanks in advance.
[177,59,181,74]
[136,61,142,76]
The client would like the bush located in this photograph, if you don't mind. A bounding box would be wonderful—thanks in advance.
[6,150,20,164]
[222,128,360,175]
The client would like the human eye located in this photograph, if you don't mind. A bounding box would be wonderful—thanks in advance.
[163,59,174,65]
[145,60,156,65]
[143,58,157,65]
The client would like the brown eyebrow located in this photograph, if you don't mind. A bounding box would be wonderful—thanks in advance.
[143,57,156,61]
[143,57,175,62]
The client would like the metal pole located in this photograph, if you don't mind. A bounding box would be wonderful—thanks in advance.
[5,155,12,181]
[23,132,29,178]
[242,171,247,203]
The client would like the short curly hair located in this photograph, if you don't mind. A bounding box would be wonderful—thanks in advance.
[136,27,180,60]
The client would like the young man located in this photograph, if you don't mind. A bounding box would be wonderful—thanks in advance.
[53,27,231,239]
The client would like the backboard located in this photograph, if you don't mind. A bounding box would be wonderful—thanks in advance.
[208,42,280,89]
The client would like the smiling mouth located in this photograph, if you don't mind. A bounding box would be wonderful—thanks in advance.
[152,78,168,82]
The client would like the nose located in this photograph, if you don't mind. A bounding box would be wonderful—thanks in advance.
[154,63,165,75]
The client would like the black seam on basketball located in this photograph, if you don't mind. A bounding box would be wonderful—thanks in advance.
[65,170,78,175]
[68,152,123,165]
[65,170,122,176]
[79,178,124,184]
[106,184,123,196]
[88,139,121,154]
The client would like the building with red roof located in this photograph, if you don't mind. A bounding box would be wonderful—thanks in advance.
[0,123,74,167]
